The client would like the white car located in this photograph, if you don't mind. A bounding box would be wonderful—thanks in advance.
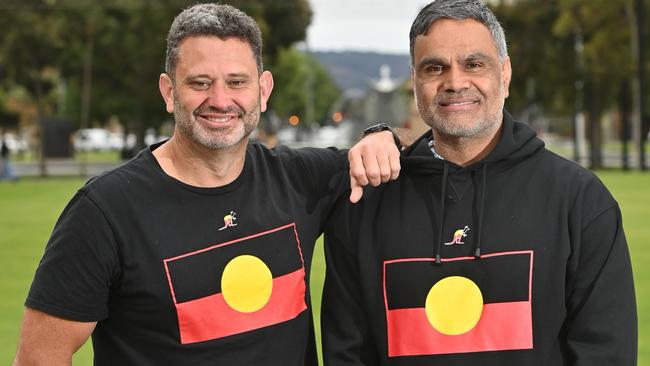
[74,129,111,151]
[2,132,28,153]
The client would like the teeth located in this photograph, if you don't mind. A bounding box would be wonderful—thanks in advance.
[448,101,474,106]
[205,116,231,123]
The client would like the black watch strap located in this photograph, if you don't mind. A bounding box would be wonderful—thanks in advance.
[363,123,402,150]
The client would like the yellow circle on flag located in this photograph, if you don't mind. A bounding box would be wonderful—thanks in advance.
[221,255,273,313]
[425,276,483,335]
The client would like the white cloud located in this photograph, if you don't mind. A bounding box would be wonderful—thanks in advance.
[306,0,427,54]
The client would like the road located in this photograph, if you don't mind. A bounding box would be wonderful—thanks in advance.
[13,160,119,178]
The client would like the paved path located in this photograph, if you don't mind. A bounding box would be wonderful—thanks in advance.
[13,160,119,178]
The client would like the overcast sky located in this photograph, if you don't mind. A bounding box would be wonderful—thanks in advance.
[306,0,428,54]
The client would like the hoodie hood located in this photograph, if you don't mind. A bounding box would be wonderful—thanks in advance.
[399,110,545,264]
[402,110,544,172]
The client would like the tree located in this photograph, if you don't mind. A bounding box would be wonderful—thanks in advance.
[0,0,85,175]
[494,1,577,118]
[554,0,634,169]
[0,0,316,161]
[268,47,341,126]
[494,0,639,170]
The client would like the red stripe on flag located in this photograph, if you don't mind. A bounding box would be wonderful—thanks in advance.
[176,269,307,344]
[387,301,533,357]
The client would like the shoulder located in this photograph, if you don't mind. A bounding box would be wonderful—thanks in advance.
[80,147,158,202]
[247,142,347,171]
[534,149,617,221]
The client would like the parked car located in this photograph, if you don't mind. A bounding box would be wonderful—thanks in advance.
[74,128,112,151]
[2,132,29,153]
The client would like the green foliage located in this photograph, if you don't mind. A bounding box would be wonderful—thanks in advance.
[0,1,72,114]
[494,0,642,117]
[554,0,634,106]
[495,1,577,117]
[494,0,649,168]
[0,0,314,139]
[269,47,341,126]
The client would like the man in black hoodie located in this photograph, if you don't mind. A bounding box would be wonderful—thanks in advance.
[322,0,637,365]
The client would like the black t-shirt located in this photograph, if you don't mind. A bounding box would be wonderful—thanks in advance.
[26,142,348,365]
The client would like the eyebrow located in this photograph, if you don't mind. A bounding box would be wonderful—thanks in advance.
[184,72,252,81]
[225,72,252,79]
[416,52,496,69]
[463,52,494,64]
[183,74,211,81]
[416,56,448,69]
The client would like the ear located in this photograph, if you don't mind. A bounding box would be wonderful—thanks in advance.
[258,71,274,112]
[159,73,175,113]
[501,56,512,99]
[410,67,420,102]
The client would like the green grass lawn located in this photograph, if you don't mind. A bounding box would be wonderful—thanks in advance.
[1,172,648,364]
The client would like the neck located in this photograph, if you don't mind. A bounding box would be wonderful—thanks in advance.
[152,133,247,187]
[432,124,502,167]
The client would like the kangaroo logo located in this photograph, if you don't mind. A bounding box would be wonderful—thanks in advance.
[218,211,237,231]
[444,225,470,245]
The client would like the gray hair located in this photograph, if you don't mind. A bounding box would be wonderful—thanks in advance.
[165,3,263,80]
[409,0,508,65]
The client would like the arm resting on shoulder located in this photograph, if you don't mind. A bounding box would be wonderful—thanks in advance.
[13,307,95,366]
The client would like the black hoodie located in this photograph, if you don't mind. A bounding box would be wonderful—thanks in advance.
[322,112,637,365]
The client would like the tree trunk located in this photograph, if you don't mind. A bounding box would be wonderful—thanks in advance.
[584,78,603,170]
[33,70,48,177]
[635,0,647,170]
[79,16,95,177]
[619,81,632,171]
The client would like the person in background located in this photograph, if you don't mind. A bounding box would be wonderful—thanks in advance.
[13,3,401,365]
[0,130,17,181]
[322,0,637,365]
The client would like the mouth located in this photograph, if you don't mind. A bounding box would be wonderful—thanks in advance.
[438,100,479,109]
[196,113,240,126]
[438,99,479,112]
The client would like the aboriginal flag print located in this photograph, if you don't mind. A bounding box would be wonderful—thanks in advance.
[384,251,533,357]
[164,223,307,344]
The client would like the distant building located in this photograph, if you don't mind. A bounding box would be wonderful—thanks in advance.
[363,65,408,128]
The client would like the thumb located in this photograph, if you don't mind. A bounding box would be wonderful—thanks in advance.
[349,180,364,203]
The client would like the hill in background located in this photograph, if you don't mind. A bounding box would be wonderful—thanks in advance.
[311,51,411,92]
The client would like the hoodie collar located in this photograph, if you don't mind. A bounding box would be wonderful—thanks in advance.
[400,110,544,264]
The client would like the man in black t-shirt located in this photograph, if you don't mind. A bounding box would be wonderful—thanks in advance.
[13,4,400,365]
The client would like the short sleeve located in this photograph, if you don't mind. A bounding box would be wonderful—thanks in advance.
[279,146,350,214]
[25,191,121,322]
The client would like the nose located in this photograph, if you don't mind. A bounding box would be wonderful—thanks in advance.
[205,82,233,109]
[441,65,470,93]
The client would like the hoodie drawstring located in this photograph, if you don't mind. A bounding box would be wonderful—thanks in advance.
[434,163,449,265]
[434,162,488,265]
[473,163,488,259]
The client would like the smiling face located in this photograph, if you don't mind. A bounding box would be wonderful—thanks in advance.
[159,36,273,150]
[412,18,511,140]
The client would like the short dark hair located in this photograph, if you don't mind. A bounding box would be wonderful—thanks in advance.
[165,3,263,80]
[409,0,508,66]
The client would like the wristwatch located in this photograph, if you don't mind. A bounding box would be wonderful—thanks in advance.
[363,123,402,150]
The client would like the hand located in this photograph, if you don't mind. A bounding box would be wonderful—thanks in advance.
[348,130,401,203]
